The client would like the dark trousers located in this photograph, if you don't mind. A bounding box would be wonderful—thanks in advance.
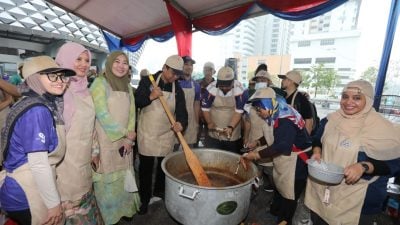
[6,209,31,225]
[138,154,165,205]
[270,178,307,224]
[311,209,394,225]
[204,135,242,154]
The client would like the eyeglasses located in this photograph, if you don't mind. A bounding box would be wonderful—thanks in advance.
[42,73,70,83]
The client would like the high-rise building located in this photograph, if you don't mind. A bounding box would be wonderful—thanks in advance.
[221,18,257,85]
[289,0,362,94]
[254,15,290,56]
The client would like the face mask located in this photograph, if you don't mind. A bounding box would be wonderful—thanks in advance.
[255,82,268,90]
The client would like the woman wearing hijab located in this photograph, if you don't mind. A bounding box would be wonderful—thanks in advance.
[0,56,74,225]
[90,51,139,224]
[305,80,400,225]
[241,87,312,225]
[54,42,103,224]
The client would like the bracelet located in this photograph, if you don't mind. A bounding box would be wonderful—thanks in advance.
[227,125,234,129]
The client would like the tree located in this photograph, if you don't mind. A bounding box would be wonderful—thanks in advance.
[308,63,338,97]
[300,71,312,90]
[361,67,378,84]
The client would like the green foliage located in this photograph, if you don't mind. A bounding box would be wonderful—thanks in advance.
[300,71,312,89]
[307,63,338,97]
[361,67,378,84]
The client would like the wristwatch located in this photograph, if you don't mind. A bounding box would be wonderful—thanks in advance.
[360,162,369,173]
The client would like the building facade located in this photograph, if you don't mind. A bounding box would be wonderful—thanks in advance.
[289,0,362,95]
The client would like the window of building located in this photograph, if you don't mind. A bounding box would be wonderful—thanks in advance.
[294,58,312,64]
[298,41,311,47]
[320,39,335,45]
[315,57,336,64]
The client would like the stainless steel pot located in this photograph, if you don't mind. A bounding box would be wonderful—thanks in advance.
[162,148,258,225]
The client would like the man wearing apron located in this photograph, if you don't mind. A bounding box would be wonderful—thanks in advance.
[201,66,247,154]
[241,87,312,225]
[176,56,200,149]
[135,55,188,215]
[197,62,216,147]
[0,56,75,225]
[305,80,400,225]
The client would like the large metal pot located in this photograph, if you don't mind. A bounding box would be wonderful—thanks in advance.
[162,148,258,225]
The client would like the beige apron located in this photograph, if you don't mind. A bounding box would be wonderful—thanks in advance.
[95,88,132,174]
[0,90,10,129]
[305,120,378,225]
[208,91,241,141]
[56,94,95,201]
[181,81,199,144]
[273,145,311,200]
[248,107,273,166]
[8,125,66,225]
[138,75,176,156]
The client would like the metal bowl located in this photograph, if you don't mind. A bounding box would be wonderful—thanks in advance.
[307,159,344,184]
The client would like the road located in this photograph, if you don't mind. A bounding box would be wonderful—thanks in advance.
[314,100,400,124]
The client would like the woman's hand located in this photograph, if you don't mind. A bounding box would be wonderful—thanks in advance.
[122,141,133,155]
[246,141,258,150]
[44,204,63,225]
[344,163,364,184]
[126,131,136,141]
[310,147,322,163]
[91,155,100,171]
[240,151,260,170]
[310,152,322,163]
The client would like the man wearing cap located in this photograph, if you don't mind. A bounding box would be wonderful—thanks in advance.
[279,70,314,135]
[197,62,216,146]
[201,66,247,153]
[135,54,188,214]
[175,56,201,149]
[198,62,216,92]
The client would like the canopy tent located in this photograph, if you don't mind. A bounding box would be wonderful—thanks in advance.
[46,0,346,54]
[46,0,399,110]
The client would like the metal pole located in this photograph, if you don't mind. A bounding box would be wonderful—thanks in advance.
[373,0,400,111]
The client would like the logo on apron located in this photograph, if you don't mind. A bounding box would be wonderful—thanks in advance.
[339,139,351,148]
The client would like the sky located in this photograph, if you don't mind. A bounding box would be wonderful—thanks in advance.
[136,0,399,79]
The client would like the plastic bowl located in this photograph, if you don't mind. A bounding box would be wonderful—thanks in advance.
[307,159,344,184]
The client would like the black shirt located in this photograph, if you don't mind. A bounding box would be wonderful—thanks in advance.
[135,71,188,130]
[286,90,313,120]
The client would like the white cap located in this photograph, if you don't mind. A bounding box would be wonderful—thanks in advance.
[253,70,271,81]
[165,55,184,74]
[278,70,302,85]
[22,55,75,79]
